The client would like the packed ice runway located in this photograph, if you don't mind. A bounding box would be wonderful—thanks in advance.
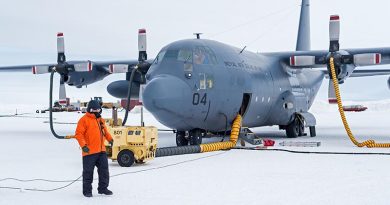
[0,101,389,205]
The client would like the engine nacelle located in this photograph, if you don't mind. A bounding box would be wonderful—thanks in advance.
[107,80,141,99]
[65,71,106,88]
[336,64,355,84]
[329,50,356,84]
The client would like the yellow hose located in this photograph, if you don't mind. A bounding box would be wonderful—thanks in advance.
[200,114,242,152]
[329,57,390,148]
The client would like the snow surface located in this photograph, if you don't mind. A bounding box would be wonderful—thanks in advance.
[1,106,390,205]
[1,73,390,205]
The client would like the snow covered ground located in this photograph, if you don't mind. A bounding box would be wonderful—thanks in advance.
[1,102,389,205]
[1,73,390,204]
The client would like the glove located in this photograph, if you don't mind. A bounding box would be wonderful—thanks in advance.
[109,140,114,146]
[82,146,90,153]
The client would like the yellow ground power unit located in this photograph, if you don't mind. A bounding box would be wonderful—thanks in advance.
[104,118,158,167]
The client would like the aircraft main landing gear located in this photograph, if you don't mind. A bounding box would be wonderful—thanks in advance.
[286,116,305,138]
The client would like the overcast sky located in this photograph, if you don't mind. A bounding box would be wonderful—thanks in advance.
[0,0,389,103]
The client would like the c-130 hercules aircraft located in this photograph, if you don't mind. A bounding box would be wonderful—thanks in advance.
[1,0,390,146]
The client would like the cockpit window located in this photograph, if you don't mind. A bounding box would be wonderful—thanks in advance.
[193,46,218,65]
[154,46,217,65]
[177,49,193,63]
[164,50,179,59]
[153,50,166,64]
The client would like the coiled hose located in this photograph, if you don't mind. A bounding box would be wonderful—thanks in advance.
[200,114,242,152]
[329,57,390,148]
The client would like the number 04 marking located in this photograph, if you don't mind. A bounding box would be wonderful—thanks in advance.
[193,93,207,105]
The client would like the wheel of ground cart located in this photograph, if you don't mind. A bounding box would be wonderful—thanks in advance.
[176,131,189,146]
[189,129,203,145]
[117,150,135,167]
[286,118,300,138]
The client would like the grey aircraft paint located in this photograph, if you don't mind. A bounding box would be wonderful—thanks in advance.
[142,38,323,132]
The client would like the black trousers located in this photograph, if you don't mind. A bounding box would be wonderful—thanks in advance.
[82,152,109,194]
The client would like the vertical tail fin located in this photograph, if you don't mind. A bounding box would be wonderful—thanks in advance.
[296,0,310,51]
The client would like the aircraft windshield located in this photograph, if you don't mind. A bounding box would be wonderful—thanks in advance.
[177,49,193,63]
[153,50,166,64]
[155,46,217,65]
[193,46,217,65]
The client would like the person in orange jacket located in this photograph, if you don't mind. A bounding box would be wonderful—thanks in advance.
[75,100,113,197]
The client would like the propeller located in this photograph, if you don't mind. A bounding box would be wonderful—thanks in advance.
[107,28,151,125]
[289,15,382,103]
[31,33,93,103]
[59,75,67,106]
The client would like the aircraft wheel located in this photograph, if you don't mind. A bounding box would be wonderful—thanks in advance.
[298,122,305,136]
[286,118,300,138]
[117,150,135,167]
[189,129,203,145]
[176,131,189,146]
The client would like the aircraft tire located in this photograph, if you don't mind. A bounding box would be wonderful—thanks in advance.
[298,122,305,136]
[189,129,203,145]
[286,118,300,138]
[176,131,189,146]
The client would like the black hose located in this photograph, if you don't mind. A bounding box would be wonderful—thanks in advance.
[122,68,138,126]
[155,146,201,157]
[49,70,66,139]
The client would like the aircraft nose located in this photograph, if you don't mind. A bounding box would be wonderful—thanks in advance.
[143,75,191,128]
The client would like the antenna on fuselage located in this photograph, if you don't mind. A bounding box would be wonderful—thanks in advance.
[193,33,202,39]
[239,46,247,54]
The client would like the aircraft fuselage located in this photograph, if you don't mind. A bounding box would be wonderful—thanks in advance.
[142,39,324,132]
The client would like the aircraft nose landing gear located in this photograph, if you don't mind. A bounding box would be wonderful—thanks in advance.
[189,129,203,145]
[176,131,189,146]
[175,129,205,146]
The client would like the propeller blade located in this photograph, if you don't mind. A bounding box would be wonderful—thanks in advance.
[329,15,340,52]
[109,64,128,74]
[138,29,147,62]
[57,32,66,64]
[328,79,337,104]
[59,75,67,106]
[289,55,316,67]
[353,53,381,66]
[32,65,50,74]
[73,61,93,72]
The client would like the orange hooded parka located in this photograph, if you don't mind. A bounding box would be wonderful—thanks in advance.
[75,112,113,156]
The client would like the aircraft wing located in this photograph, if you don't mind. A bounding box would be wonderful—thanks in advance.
[264,47,390,78]
[0,64,52,72]
[349,69,390,77]
[0,60,150,72]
